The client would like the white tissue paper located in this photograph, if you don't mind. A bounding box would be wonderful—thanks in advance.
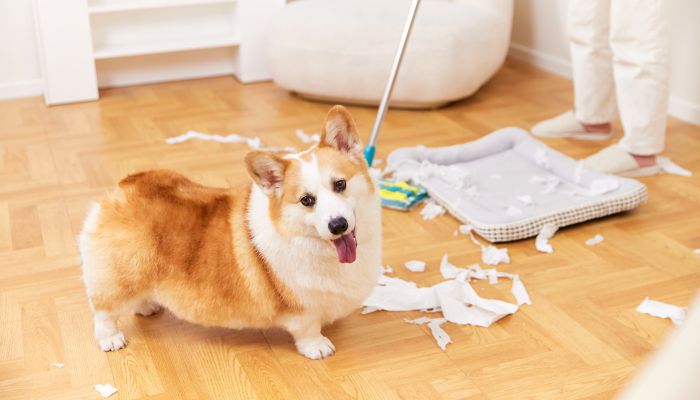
[166,131,297,153]
[458,224,510,265]
[481,245,510,265]
[294,129,320,144]
[404,260,426,273]
[420,201,446,220]
[381,265,393,274]
[530,175,560,194]
[636,297,687,325]
[534,148,551,170]
[506,205,523,217]
[568,179,620,197]
[405,317,452,350]
[459,224,473,235]
[364,256,532,350]
[94,384,118,398]
[693,249,700,254]
[535,224,558,253]
[516,195,534,206]
[658,157,693,177]
[50,363,64,368]
[585,234,604,246]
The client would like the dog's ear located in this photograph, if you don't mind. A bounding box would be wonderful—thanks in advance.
[320,105,362,158]
[245,151,288,197]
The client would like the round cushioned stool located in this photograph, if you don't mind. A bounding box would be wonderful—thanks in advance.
[267,0,513,109]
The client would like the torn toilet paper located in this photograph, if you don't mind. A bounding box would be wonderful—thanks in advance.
[420,201,446,220]
[530,175,560,194]
[516,195,534,206]
[585,234,604,246]
[441,255,530,305]
[534,148,551,170]
[404,260,426,273]
[295,129,320,144]
[458,224,510,265]
[481,245,510,265]
[535,224,558,253]
[636,297,686,325]
[365,256,528,327]
[94,384,118,398]
[405,317,452,350]
[165,131,297,153]
[506,205,523,217]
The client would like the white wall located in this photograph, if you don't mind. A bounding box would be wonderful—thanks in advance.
[509,0,700,126]
[0,0,43,100]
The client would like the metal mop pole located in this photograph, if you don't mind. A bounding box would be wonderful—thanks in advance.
[364,0,421,167]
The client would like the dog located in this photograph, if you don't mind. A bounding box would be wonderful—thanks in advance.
[78,105,381,359]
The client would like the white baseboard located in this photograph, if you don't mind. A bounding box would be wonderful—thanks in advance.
[508,43,700,126]
[668,96,700,127]
[508,43,572,79]
[0,79,43,101]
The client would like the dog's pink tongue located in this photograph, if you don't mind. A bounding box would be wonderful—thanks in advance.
[332,233,357,264]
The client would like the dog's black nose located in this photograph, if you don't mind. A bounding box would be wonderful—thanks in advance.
[328,217,348,235]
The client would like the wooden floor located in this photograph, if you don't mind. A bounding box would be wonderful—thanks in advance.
[1,59,700,399]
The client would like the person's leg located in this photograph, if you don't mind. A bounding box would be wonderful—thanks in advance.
[532,0,616,139]
[569,0,616,129]
[610,0,670,161]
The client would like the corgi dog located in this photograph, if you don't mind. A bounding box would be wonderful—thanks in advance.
[79,105,381,359]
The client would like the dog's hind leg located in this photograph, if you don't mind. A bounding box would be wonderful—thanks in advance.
[134,300,162,317]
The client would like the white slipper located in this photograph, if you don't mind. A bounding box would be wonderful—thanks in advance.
[583,145,660,177]
[532,111,613,141]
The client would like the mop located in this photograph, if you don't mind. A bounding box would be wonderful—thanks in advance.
[365,0,427,211]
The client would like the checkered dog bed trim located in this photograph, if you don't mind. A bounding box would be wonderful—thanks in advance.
[431,182,648,243]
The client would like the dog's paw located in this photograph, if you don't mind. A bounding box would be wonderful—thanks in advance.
[135,302,162,317]
[295,336,336,360]
[98,332,127,352]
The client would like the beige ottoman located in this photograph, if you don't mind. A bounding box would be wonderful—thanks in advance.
[267,0,513,109]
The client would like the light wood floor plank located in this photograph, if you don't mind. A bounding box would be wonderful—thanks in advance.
[1,58,699,398]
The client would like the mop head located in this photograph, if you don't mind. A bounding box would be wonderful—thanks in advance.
[379,179,427,211]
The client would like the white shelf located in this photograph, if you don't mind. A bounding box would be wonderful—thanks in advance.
[88,0,235,15]
[93,35,239,59]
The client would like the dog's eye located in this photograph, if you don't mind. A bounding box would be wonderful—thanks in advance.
[334,179,346,193]
[300,194,316,207]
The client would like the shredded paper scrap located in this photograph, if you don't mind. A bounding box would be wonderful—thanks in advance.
[585,234,604,246]
[535,224,558,253]
[166,130,297,153]
[636,297,686,325]
[94,384,118,398]
[363,254,531,350]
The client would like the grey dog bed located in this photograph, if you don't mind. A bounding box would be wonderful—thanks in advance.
[386,127,647,242]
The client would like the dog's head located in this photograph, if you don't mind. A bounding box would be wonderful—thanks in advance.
[245,105,374,264]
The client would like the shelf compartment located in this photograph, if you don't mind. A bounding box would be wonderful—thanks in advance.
[93,35,239,59]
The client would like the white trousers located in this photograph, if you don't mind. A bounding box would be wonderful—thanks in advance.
[568,0,669,155]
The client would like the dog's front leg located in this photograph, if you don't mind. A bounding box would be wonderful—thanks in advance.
[282,315,336,360]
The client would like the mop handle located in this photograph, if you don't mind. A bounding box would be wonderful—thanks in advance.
[364,0,421,167]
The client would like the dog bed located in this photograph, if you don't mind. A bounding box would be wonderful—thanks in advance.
[386,127,647,242]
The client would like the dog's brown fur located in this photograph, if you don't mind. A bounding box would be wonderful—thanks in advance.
[84,170,302,328]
